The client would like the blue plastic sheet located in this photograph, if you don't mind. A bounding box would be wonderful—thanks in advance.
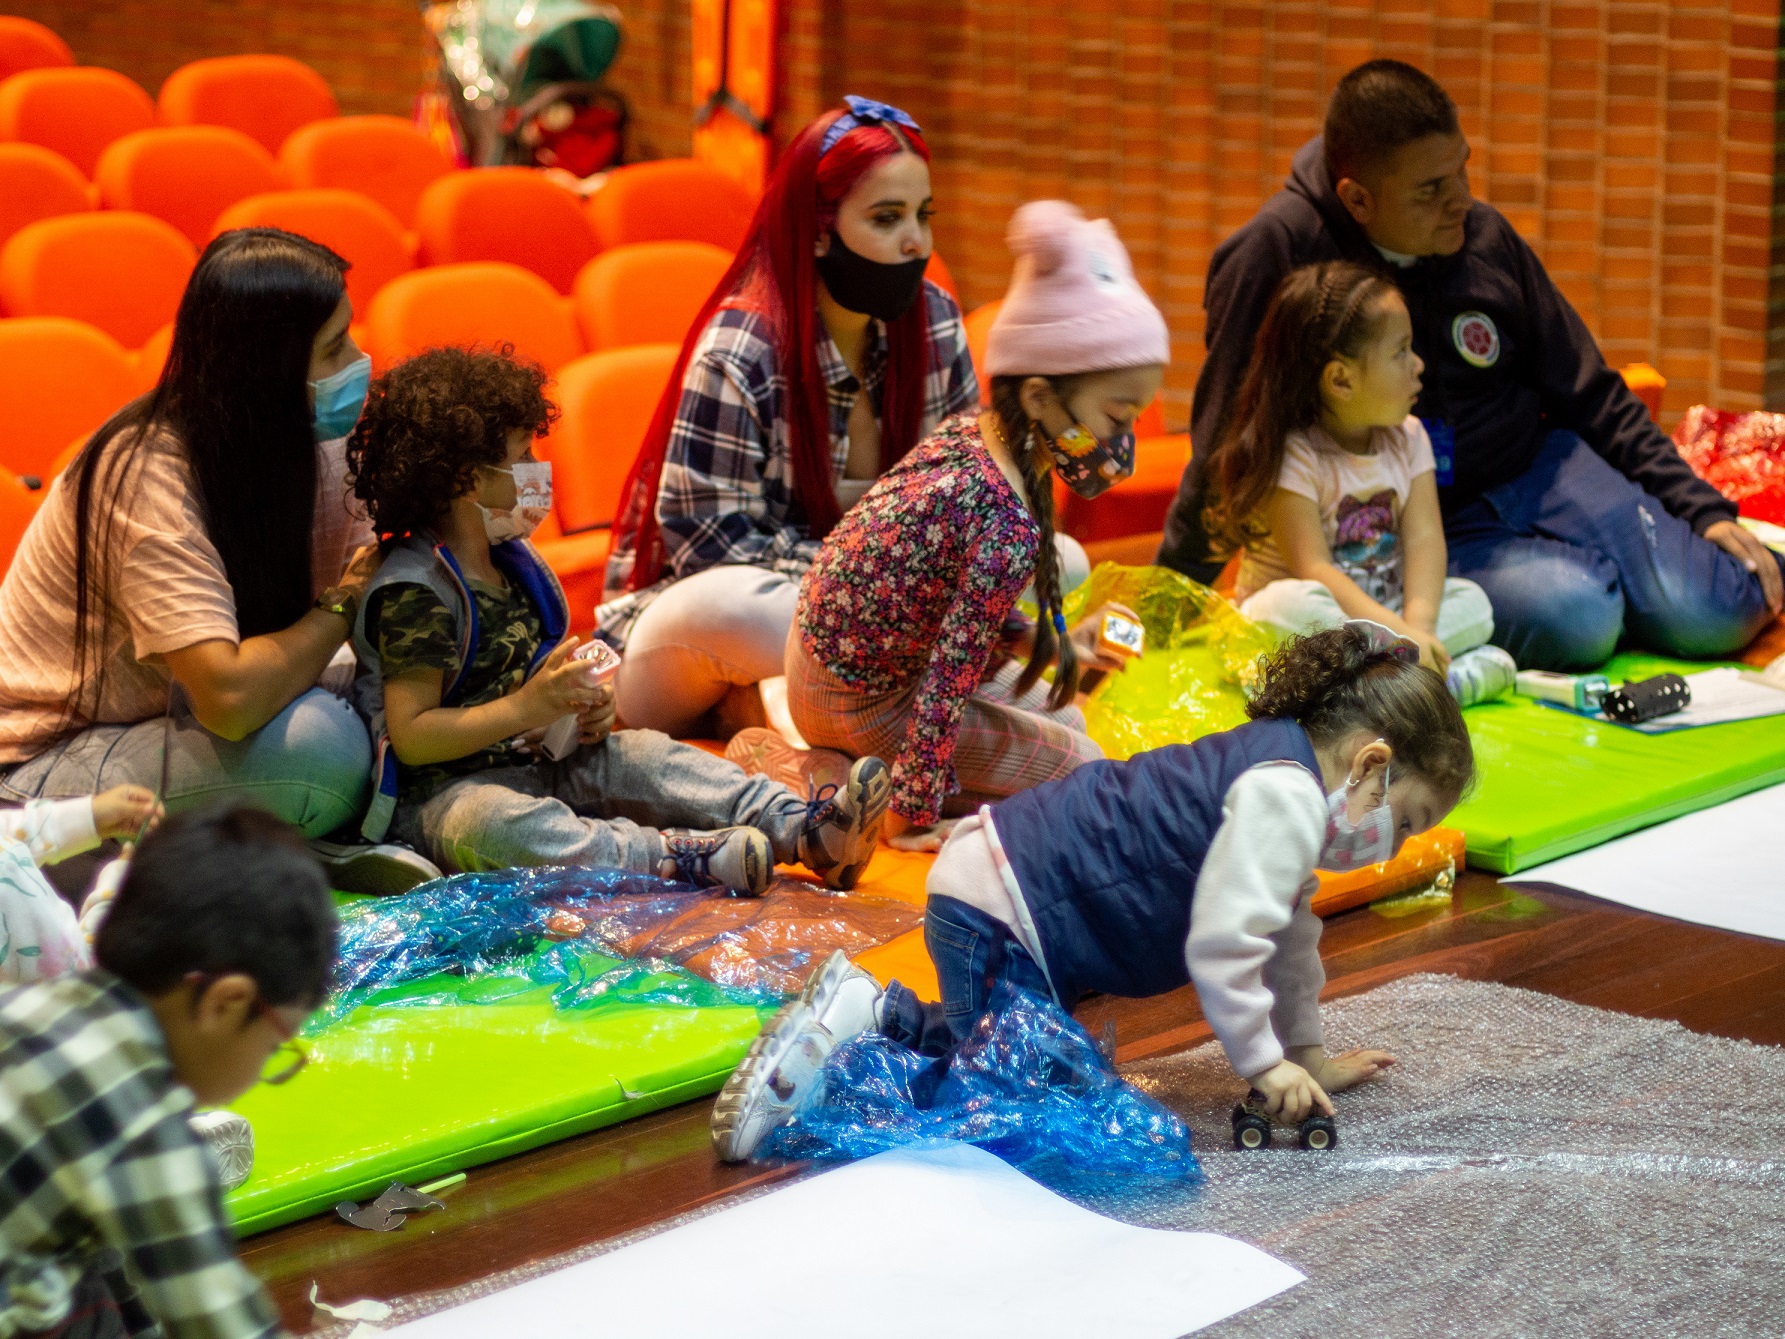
[762,984,1201,1192]
[319,866,923,1027]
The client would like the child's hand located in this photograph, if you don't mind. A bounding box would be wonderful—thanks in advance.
[578,683,617,746]
[91,785,161,843]
[1246,1058,1333,1124]
[515,638,600,727]
[1069,602,1144,674]
[1407,629,1450,675]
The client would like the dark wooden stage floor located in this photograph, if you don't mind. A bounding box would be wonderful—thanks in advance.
[243,868,1785,1330]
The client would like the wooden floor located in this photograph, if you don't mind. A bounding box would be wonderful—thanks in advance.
[243,869,1785,1330]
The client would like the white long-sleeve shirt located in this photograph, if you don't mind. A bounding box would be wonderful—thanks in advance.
[931,761,1328,1081]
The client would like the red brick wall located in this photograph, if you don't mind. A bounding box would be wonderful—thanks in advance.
[773,0,1785,424]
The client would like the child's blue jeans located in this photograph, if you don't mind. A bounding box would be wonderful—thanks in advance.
[879,894,1054,1056]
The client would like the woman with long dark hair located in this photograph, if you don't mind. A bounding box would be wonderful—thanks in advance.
[0,229,422,889]
[596,96,979,738]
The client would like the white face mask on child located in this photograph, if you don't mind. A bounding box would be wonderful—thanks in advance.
[479,460,553,544]
[1317,747,1396,872]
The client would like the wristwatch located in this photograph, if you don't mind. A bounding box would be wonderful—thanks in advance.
[315,586,358,627]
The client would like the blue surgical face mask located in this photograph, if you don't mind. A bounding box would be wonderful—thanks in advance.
[309,353,371,443]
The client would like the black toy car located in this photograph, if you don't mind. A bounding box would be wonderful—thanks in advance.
[1231,1089,1337,1151]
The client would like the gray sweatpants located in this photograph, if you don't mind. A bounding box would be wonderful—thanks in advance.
[392,728,810,875]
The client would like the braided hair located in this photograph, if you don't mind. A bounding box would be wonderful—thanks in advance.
[1248,625,1475,798]
[989,375,1081,711]
[1202,260,1400,553]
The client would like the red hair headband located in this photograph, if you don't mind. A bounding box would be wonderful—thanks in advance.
[1345,619,1421,665]
[820,95,922,156]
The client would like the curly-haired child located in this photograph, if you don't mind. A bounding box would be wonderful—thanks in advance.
[345,346,890,894]
[713,621,1471,1160]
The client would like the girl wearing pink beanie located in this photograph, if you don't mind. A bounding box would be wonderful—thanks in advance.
[784,201,1170,846]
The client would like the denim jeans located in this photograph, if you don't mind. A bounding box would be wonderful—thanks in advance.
[0,688,370,838]
[392,727,810,874]
[879,893,1054,1057]
[1445,430,1784,670]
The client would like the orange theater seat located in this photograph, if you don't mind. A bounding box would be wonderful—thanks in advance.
[0,66,155,177]
[535,343,680,627]
[95,126,282,248]
[414,168,598,295]
[214,190,413,315]
[0,317,138,480]
[963,299,999,403]
[0,143,91,251]
[924,251,957,302]
[0,17,73,82]
[363,262,583,373]
[586,158,756,252]
[572,241,730,351]
[0,470,44,575]
[280,115,454,228]
[132,322,175,392]
[157,55,338,156]
[0,212,197,349]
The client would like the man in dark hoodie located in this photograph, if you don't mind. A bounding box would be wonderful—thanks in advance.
[1157,59,1783,670]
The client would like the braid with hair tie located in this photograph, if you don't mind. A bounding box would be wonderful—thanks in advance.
[1310,266,1341,332]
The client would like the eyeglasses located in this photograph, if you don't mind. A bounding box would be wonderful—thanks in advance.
[184,973,311,1086]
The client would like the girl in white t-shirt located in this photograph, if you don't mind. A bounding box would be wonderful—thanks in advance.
[1204,261,1512,704]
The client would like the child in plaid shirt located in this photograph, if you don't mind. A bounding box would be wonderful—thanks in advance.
[0,804,334,1339]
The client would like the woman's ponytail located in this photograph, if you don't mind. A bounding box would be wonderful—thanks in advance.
[1248,625,1475,798]
[991,375,1079,712]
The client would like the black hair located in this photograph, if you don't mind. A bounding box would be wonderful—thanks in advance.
[67,229,349,728]
[1248,625,1475,799]
[1203,261,1400,552]
[95,803,338,1008]
[1323,59,1460,187]
[989,374,1081,710]
[346,344,558,542]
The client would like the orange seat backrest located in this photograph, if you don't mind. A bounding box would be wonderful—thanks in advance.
[540,344,679,533]
[0,212,197,348]
[157,54,338,156]
[0,17,73,82]
[924,251,957,302]
[214,189,413,315]
[414,168,599,295]
[363,262,584,373]
[0,317,138,479]
[0,143,91,251]
[572,241,731,352]
[0,66,156,177]
[0,469,45,575]
[586,159,757,252]
[280,115,454,228]
[94,126,282,248]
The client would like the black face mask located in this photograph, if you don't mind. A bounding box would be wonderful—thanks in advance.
[815,231,928,323]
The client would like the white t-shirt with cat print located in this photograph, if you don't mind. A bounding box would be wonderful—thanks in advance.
[1236,415,1436,605]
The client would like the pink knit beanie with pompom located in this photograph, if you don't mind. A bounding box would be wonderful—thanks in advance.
[984,200,1170,376]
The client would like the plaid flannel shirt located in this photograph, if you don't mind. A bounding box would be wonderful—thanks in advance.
[0,971,282,1339]
[597,281,978,648]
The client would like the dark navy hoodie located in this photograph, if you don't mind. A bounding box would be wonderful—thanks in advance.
[1159,137,1733,575]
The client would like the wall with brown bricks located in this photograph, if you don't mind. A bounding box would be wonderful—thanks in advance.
[19,2,1784,418]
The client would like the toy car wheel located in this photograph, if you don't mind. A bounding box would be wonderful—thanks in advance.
[1298,1115,1337,1151]
[1231,1106,1272,1151]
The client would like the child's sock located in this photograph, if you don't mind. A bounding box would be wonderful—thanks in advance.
[1446,645,1517,707]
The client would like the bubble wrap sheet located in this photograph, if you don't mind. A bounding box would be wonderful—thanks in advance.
[1104,974,1785,1338]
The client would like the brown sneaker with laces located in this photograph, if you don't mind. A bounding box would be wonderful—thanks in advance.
[660,826,772,896]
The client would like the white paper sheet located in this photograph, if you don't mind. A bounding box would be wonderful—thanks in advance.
[388,1143,1303,1339]
[1505,783,1785,941]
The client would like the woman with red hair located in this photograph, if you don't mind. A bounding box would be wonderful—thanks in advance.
[597,97,978,738]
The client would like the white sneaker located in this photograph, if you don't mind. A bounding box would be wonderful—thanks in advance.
[190,1110,254,1191]
[307,839,442,896]
[709,951,883,1163]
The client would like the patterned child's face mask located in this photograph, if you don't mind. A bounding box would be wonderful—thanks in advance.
[1317,749,1396,872]
[1044,423,1136,500]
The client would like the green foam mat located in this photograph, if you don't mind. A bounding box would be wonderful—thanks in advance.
[224,984,766,1235]
[1452,652,1785,874]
